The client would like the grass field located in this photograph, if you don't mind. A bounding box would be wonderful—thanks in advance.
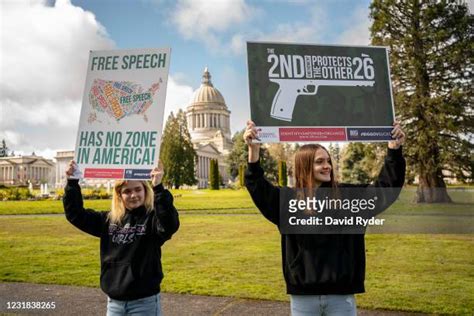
[0,215,472,315]
[0,187,472,216]
[0,189,257,215]
[0,188,473,314]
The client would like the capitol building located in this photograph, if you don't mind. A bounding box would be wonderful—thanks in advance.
[186,68,233,188]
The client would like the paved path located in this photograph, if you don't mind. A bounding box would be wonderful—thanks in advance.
[0,283,424,315]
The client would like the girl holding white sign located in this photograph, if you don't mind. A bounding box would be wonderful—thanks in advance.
[63,161,179,316]
[243,120,405,316]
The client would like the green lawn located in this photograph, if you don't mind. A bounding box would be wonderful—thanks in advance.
[0,188,473,314]
[0,215,473,315]
[0,189,257,215]
[0,188,472,216]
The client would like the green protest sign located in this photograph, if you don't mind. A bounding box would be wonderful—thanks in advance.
[247,42,395,142]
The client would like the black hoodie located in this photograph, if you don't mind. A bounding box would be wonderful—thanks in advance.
[245,147,405,295]
[63,180,179,300]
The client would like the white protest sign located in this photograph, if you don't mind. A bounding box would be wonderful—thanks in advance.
[74,48,170,180]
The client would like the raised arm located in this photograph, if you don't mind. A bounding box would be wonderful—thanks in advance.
[63,161,105,237]
[374,121,406,188]
[150,162,180,245]
[366,122,406,215]
[245,120,260,163]
[243,121,280,225]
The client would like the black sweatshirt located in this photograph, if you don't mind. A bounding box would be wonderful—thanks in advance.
[63,180,179,300]
[245,147,405,295]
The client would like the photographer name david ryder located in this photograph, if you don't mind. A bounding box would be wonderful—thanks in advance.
[286,196,386,227]
[288,215,385,227]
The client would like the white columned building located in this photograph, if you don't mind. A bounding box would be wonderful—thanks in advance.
[54,150,75,188]
[0,154,55,186]
[186,68,233,188]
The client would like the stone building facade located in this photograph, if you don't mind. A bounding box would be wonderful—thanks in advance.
[54,150,74,188]
[0,155,55,186]
[186,68,233,188]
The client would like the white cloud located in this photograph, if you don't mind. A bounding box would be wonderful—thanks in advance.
[335,7,371,45]
[2,99,81,128]
[33,148,58,160]
[0,0,114,157]
[261,22,320,43]
[163,76,195,123]
[0,130,23,147]
[169,0,334,56]
[230,34,246,54]
[228,4,371,55]
[2,0,114,103]
[171,0,258,50]
[228,5,328,55]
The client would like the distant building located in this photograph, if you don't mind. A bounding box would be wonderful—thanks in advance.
[54,150,112,188]
[54,150,75,188]
[186,68,233,188]
[0,154,55,186]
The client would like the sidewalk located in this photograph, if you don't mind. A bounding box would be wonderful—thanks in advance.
[0,283,423,315]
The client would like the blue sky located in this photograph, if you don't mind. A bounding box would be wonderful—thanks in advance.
[1,0,382,158]
[71,0,373,84]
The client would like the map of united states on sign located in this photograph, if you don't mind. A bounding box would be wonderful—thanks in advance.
[88,78,161,122]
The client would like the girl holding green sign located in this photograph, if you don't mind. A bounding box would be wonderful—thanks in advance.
[63,161,179,316]
[243,120,405,316]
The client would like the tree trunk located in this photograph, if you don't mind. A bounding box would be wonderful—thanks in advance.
[410,2,451,204]
[416,171,452,203]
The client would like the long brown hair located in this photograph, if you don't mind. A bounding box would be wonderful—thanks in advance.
[109,180,154,225]
[294,144,338,201]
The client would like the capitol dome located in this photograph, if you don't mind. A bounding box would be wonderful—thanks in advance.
[185,67,232,151]
[191,68,226,105]
[185,67,233,188]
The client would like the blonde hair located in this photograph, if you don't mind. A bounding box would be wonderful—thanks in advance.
[109,180,154,225]
[294,144,339,205]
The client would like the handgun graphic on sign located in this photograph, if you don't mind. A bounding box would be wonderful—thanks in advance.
[270,79,375,122]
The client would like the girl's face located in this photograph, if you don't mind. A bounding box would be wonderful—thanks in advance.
[313,149,332,184]
[120,181,146,210]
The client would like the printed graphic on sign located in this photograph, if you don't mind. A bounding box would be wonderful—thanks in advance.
[89,79,161,123]
[247,42,395,142]
[74,48,170,180]
[268,53,375,122]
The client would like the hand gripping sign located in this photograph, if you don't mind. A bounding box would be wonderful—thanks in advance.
[247,42,395,142]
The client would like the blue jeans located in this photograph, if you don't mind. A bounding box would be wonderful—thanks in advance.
[290,294,356,316]
[106,293,161,316]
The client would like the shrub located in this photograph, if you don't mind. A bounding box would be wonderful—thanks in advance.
[99,191,110,199]
[238,164,245,188]
[209,159,220,190]
[18,188,32,200]
[0,187,33,200]
[81,187,111,199]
